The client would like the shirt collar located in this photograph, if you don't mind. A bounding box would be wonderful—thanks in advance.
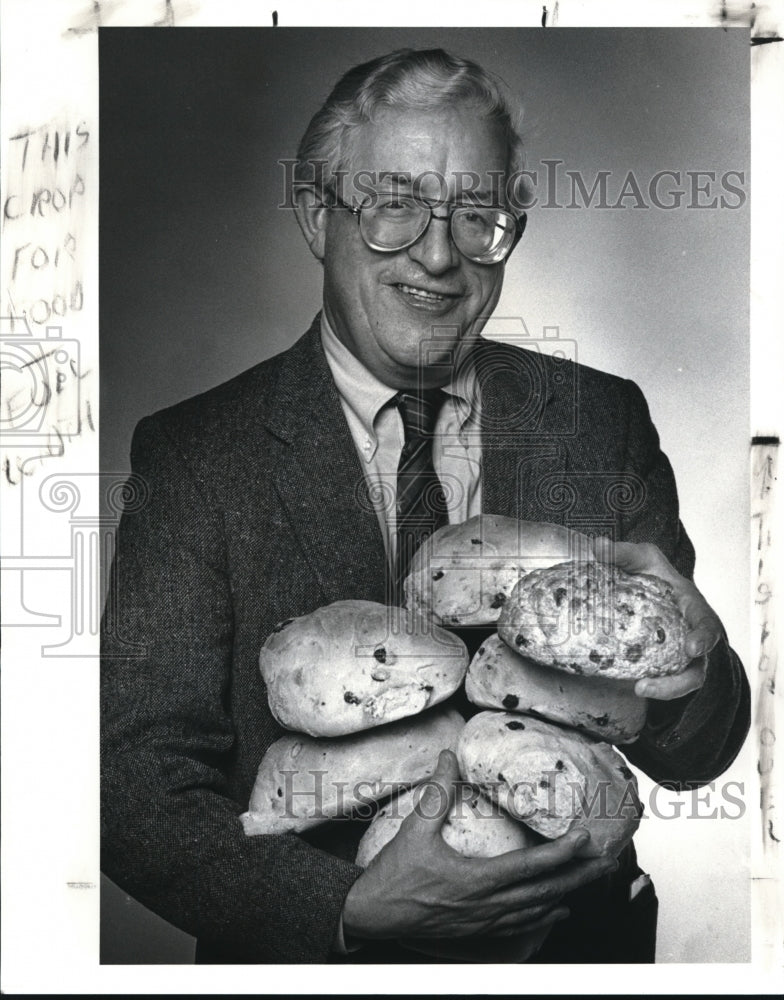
[321,314,398,455]
[320,312,480,449]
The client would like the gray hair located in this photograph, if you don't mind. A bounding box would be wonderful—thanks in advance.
[294,48,527,212]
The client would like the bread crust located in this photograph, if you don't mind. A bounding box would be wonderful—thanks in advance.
[404,514,594,626]
[466,635,647,743]
[260,600,468,737]
[241,704,465,835]
[355,784,540,867]
[498,560,689,680]
[457,711,642,857]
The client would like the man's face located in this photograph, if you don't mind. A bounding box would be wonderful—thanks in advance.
[317,105,509,389]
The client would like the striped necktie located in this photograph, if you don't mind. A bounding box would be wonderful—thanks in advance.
[393,389,449,598]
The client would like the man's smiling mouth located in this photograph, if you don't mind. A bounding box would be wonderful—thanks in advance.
[395,283,459,302]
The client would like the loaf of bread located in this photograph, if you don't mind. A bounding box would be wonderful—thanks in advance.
[457,711,642,857]
[404,514,594,626]
[241,704,465,835]
[498,559,690,680]
[465,635,647,743]
[260,600,468,737]
[356,784,540,867]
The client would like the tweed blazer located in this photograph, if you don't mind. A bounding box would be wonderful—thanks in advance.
[100,315,749,963]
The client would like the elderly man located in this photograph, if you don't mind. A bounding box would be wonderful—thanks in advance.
[101,48,749,964]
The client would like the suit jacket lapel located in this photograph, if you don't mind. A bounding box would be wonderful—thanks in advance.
[266,328,573,608]
[477,338,570,525]
[268,318,389,605]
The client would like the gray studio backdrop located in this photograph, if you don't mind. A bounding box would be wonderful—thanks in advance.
[100,27,750,963]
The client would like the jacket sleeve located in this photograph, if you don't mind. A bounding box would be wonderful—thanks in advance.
[615,380,750,789]
[100,416,363,963]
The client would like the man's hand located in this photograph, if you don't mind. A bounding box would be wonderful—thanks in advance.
[341,750,617,943]
[592,537,721,701]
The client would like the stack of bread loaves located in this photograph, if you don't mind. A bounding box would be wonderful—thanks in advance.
[242,516,691,960]
[402,514,693,859]
[241,600,468,835]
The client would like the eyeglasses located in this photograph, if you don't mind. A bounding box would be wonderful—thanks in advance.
[331,194,526,265]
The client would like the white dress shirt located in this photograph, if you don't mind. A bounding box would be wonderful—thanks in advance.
[321,313,483,571]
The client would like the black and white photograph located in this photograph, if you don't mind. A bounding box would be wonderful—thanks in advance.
[99,25,751,967]
[1,4,782,994]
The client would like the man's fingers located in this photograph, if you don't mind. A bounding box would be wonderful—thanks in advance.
[593,536,721,658]
[484,905,570,937]
[635,658,707,700]
[681,609,721,658]
[685,627,719,660]
[405,749,459,835]
[483,901,564,931]
[480,827,593,889]
[494,854,617,909]
[592,537,667,577]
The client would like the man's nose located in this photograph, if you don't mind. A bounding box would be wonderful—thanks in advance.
[405,214,461,274]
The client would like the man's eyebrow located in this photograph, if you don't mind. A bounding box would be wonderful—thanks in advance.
[371,180,499,198]
[361,174,505,207]
[372,176,496,193]
[459,188,497,202]
[376,172,413,186]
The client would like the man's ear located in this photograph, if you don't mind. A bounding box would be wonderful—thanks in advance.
[293,186,329,261]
